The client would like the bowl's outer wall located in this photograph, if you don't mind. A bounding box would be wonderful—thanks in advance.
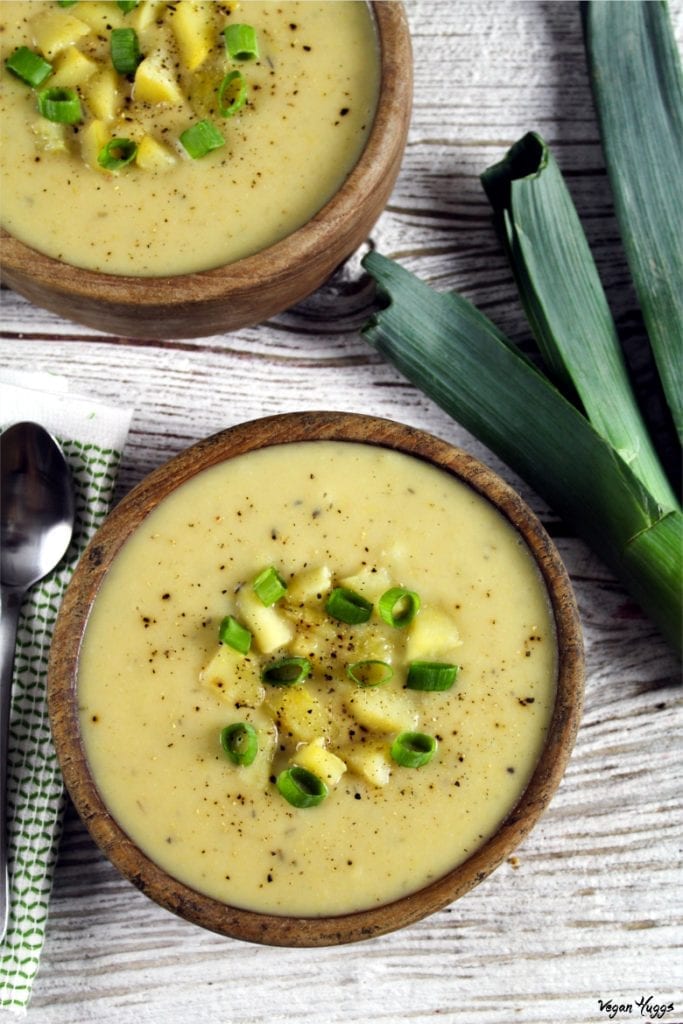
[0,4,413,338]
[48,412,585,947]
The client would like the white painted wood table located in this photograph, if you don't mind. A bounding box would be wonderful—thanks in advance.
[1,2,681,1022]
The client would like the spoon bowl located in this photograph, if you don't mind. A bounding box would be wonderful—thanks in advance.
[0,421,75,940]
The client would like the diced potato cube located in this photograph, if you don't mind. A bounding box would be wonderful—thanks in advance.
[236,586,293,654]
[286,566,332,606]
[135,134,176,171]
[134,54,184,105]
[350,623,394,665]
[246,718,278,787]
[50,46,99,88]
[80,118,109,170]
[84,67,121,121]
[131,2,168,32]
[342,740,392,787]
[200,644,265,707]
[406,606,462,661]
[264,685,330,743]
[287,614,340,659]
[173,1,213,71]
[31,11,91,58]
[339,566,392,604]
[293,738,346,786]
[31,118,67,154]
[344,686,418,734]
[70,2,124,33]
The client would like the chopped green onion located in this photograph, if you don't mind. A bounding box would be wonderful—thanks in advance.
[5,47,53,88]
[220,722,258,766]
[325,587,373,625]
[262,656,311,687]
[57,1,78,7]
[378,587,421,628]
[391,731,438,769]
[36,87,82,124]
[361,251,683,655]
[117,0,139,12]
[218,69,247,118]
[224,23,259,61]
[179,119,225,159]
[97,137,137,171]
[218,615,251,655]
[276,766,327,808]
[111,27,141,75]
[252,566,287,606]
[346,659,393,687]
[406,661,459,692]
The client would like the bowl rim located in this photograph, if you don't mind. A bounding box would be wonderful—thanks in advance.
[0,1,412,306]
[48,411,585,947]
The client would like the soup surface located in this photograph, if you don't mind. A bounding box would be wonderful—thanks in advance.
[77,441,557,917]
[0,0,379,275]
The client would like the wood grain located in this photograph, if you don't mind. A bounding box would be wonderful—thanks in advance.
[1,1,681,1022]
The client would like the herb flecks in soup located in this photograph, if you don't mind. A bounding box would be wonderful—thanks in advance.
[0,1,379,274]
[78,442,557,917]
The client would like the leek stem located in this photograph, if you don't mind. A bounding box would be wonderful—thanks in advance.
[361,251,682,655]
[583,0,683,443]
[481,131,679,512]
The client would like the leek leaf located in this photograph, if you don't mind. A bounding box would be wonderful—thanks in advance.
[361,251,682,654]
[480,131,678,512]
[583,0,683,442]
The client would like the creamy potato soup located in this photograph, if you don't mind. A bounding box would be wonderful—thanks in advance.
[77,441,557,917]
[0,0,379,275]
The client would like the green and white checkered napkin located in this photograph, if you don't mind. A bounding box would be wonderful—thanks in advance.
[0,371,133,1012]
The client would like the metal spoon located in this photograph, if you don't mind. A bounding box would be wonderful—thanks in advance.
[0,422,75,942]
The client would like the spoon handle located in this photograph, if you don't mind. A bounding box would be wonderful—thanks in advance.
[0,585,23,942]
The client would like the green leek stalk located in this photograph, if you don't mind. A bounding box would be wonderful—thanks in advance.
[361,251,683,655]
[480,131,679,513]
[582,0,683,442]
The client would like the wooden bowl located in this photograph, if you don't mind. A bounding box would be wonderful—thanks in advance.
[48,412,584,946]
[0,4,411,340]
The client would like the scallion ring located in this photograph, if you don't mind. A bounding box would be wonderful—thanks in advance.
[117,0,139,11]
[325,587,373,625]
[218,615,251,655]
[37,87,82,125]
[406,661,459,691]
[5,47,53,88]
[179,119,225,159]
[220,722,258,766]
[346,659,393,687]
[223,23,259,61]
[252,566,287,606]
[262,656,311,687]
[390,731,438,768]
[218,69,247,118]
[110,27,141,75]
[378,587,421,628]
[97,137,137,171]
[276,766,327,808]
